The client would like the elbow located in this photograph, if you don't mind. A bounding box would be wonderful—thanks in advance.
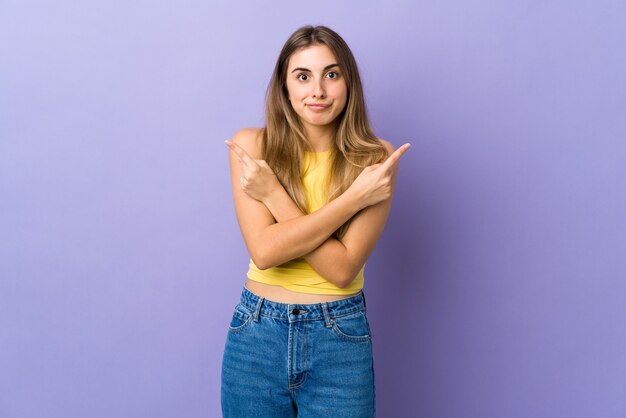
[252,256,272,271]
[250,247,278,271]
[333,270,358,289]
[254,260,270,271]
[332,263,365,288]
[335,279,353,289]
[250,248,270,271]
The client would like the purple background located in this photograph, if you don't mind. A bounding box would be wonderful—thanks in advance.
[1,1,625,417]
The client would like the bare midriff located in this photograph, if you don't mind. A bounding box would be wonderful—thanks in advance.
[245,278,359,304]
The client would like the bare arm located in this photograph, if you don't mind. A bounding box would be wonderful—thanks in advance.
[258,141,401,287]
[227,129,410,286]
[262,180,356,286]
[226,128,360,270]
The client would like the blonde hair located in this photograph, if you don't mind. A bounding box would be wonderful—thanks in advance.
[262,25,388,239]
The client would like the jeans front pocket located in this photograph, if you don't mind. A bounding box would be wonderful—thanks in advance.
[228,304,253,334]
[331,310,372,343]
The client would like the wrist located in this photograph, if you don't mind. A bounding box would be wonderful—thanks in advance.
[263,182,302,222]
[341,186,365,213]
[261,180,282,206]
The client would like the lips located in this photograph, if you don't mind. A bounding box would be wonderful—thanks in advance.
[307,103,330,111]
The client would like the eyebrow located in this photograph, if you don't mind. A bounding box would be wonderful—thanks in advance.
[290,63,339,73]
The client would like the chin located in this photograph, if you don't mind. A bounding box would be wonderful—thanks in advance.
[309,114,337,124]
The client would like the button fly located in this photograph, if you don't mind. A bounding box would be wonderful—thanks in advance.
[292,308,300,315]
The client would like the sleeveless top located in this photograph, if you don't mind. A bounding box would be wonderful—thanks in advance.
[246,149,365,295]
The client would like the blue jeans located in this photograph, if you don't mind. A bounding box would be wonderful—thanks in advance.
[221,286,376,417]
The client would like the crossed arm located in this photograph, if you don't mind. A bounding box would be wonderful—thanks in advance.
[256,182,392,287]
[226,128,410,288]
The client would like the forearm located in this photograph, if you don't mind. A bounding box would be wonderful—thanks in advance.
[252,189,361,271]
[263,188,360,287]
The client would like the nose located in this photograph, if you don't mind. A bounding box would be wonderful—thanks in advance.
[311,78,326,99]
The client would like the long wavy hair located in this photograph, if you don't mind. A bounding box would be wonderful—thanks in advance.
[262,25,388,239]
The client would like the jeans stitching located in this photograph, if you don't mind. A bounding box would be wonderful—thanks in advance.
[239,306,365,320]
[331,311,372,342]
[227,309,252,334]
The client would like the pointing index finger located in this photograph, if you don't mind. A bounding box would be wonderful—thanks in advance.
[225,139,255,165]
[381,143,411,171]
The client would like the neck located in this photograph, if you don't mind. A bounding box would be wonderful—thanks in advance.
[304,123,336,152]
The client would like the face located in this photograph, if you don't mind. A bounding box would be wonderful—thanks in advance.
[285,44,348,134]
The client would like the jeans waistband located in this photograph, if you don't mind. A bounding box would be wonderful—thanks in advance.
[240,286,367,322]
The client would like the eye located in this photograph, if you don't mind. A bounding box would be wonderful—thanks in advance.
[297,73,309,81]
[326,71,339,79]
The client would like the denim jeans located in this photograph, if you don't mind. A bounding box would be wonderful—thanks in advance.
[221,286,376,417]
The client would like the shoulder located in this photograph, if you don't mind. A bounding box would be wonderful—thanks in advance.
[230,127,264,159]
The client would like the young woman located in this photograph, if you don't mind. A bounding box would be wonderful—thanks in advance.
[221,25,410,417]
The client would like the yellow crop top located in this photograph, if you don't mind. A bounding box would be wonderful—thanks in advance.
[246,149,365,295]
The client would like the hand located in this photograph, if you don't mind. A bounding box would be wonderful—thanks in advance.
[225,139,280,203]
[348,143,411,210]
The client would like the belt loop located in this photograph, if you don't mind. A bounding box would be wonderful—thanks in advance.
[361,290,367,313]
[253,296,264,322]
[321,302,334,328]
